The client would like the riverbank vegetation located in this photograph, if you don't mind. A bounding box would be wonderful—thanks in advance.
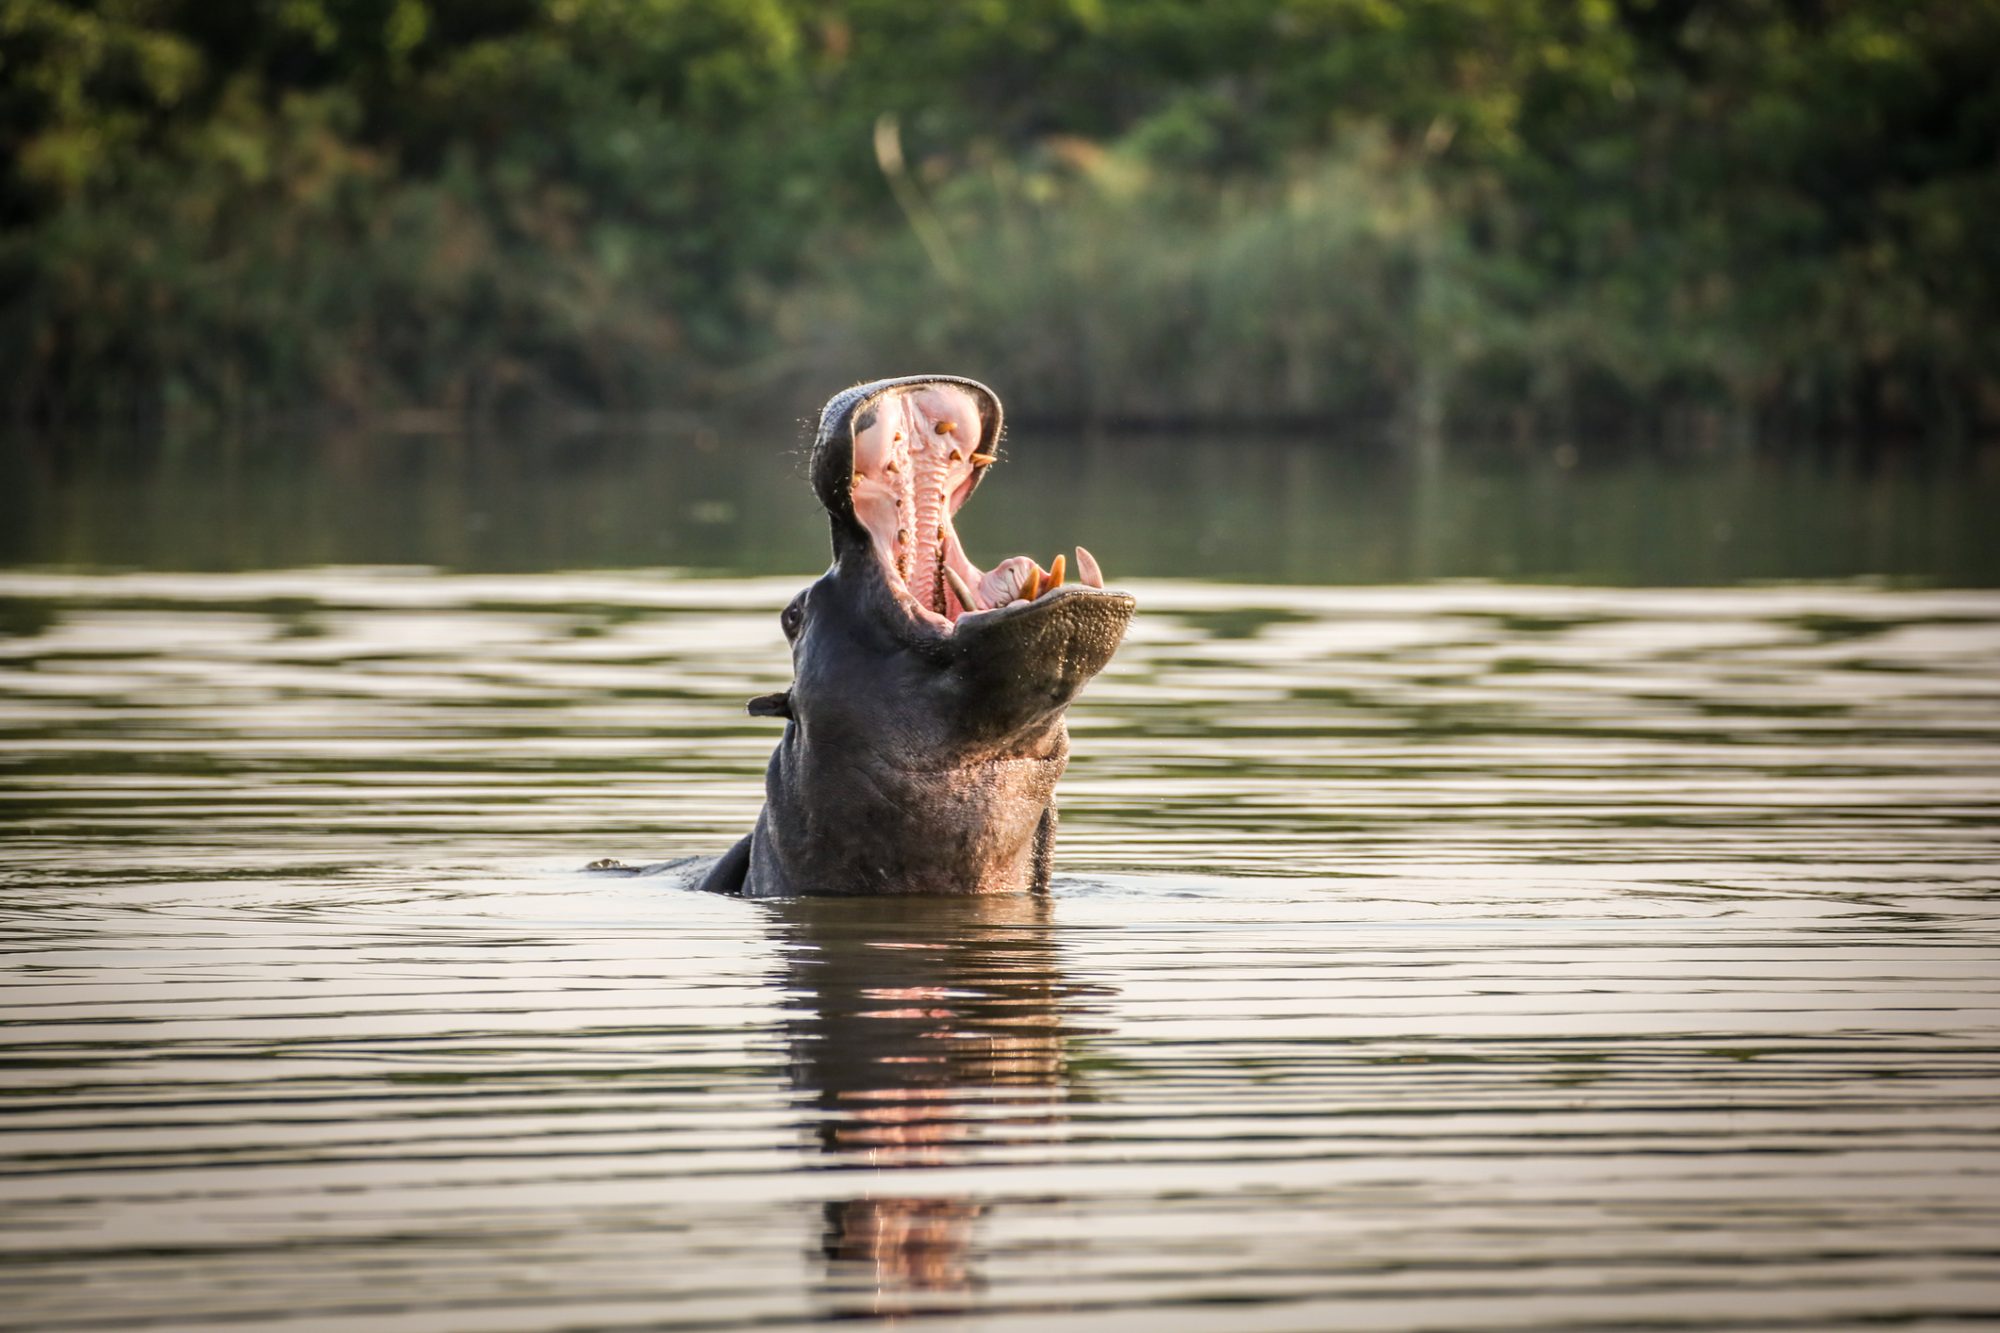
[4,1,1995,440]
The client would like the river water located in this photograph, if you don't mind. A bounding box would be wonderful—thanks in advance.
[4,434,2000,1330]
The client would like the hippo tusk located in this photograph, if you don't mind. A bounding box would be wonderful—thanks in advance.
[1075,546,1104,589]
[943,565,981,613]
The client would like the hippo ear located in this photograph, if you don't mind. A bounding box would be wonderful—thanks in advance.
[746,689,793,719]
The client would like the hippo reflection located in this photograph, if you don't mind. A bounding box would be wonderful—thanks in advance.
[700,376,1135,897]
[768,894,1087,1309]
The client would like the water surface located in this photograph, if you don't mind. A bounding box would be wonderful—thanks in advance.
[4,567,1999,1330]
[7,429,1998,584]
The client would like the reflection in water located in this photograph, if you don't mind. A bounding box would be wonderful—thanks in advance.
[770,895,1078,1311]
[2,570,1999,1330]
[5,428,1998,586]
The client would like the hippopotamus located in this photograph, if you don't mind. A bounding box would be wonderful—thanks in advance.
[697,374,1134,897]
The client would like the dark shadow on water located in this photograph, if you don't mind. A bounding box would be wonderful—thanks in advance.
[763,894,1090,1315]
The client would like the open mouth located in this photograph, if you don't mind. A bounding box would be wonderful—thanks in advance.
[848,383,1109,632]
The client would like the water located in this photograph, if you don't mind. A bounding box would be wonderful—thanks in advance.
[7,429,1999,584]
[5,433,2000,1330]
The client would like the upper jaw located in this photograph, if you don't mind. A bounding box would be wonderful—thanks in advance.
[812,375,1119,640]
[810,374,1001,537]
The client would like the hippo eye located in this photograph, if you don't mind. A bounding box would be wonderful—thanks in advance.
[780,594,806,641]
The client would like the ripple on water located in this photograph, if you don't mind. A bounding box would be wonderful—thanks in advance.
[2,570,1999,1330]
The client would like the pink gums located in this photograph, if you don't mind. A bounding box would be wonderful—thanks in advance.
[849,383,1106,626]
[850,385,984,623]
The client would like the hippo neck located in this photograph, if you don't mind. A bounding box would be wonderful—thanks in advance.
[749,724,1068,896]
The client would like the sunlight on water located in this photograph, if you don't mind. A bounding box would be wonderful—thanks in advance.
[3,568,1999,1330]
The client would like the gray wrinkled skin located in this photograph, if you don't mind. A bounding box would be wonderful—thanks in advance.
[699,375,1135,897]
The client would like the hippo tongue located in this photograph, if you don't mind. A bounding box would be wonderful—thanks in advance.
[948,547,1109,614]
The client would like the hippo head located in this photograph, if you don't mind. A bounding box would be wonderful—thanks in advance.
[702,375,1135,897]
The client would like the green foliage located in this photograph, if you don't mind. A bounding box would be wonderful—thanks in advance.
[2,0,1995,437]
[785,131,1452,423]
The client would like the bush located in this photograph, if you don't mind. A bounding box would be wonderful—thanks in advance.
[2,0,1994,441]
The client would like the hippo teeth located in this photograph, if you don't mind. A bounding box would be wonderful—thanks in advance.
[848,383,1111,626]
[1075,545,1104,588]
[943,565,979,614]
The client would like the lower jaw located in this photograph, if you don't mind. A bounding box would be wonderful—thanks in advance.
[899,541,1108,630]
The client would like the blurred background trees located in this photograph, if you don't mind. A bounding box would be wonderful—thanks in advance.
[3,0,1995,440]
